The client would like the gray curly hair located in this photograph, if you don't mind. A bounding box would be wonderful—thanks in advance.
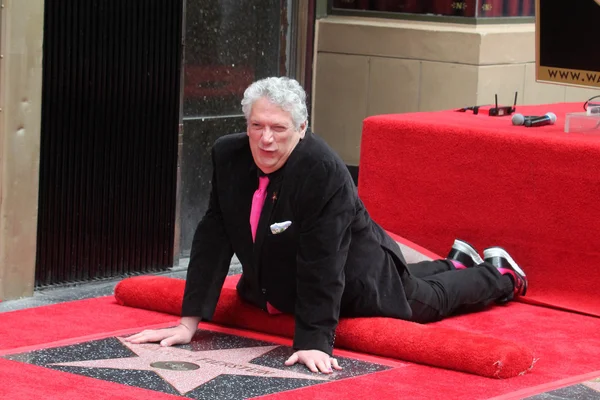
[241,77,308,131]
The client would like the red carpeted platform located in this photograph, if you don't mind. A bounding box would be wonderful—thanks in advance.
[2,275,600,399]
[2,102,599,399]
[359,102,600,317]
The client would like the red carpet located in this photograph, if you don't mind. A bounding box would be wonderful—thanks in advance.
[359,102,600,317]
[0,296,178,351]
[114,275,533,379]
[1,289,599,399]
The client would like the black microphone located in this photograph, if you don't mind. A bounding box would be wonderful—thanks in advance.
[511,112,556,127]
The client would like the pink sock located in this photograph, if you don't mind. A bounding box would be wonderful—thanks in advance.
[450,260,467,270]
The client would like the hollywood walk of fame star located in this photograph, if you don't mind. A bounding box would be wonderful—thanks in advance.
[51,338,328,395]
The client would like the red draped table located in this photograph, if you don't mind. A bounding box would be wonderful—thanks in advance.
[359,103,600,317]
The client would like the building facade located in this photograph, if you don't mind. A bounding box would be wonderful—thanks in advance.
[1,0,598,300]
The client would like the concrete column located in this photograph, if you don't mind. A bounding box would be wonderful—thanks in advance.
[0,0,44,300]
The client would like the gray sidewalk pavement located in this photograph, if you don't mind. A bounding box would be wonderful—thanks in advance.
[0,241,430,313]
[0,257,242,313]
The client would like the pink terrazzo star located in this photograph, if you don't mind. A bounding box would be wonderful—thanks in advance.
[51,338,328,394]
[583,378,600,392]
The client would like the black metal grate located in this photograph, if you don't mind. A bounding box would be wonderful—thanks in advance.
[36,0,183,286]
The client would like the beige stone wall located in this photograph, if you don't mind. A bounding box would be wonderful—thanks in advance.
[0,0,44,300]
[311,16,600,165]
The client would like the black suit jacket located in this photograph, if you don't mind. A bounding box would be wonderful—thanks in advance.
[182,131,412,355]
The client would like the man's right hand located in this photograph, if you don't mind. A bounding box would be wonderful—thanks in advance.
[124,316,200,347]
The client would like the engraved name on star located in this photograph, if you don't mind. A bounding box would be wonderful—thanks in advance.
[51,338,328,394]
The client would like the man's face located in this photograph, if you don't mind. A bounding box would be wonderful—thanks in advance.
[247,97,306,174]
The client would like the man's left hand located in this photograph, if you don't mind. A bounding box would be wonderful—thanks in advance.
[284,349,342,374]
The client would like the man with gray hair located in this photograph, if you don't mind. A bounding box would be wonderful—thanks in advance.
[127,76,527,374]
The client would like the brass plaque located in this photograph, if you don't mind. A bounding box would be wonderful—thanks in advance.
[150,361,200,371]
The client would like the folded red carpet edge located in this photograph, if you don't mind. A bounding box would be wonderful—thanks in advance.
[114,276,534,379]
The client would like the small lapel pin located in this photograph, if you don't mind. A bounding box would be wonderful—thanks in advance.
[272,192,278,203]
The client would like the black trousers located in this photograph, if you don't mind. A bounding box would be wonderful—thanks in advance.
[402,260,513,323]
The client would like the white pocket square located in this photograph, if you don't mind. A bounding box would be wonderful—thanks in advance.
[270,221,292,234]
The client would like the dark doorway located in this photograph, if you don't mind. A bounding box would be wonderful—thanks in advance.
[36,0,184,286]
